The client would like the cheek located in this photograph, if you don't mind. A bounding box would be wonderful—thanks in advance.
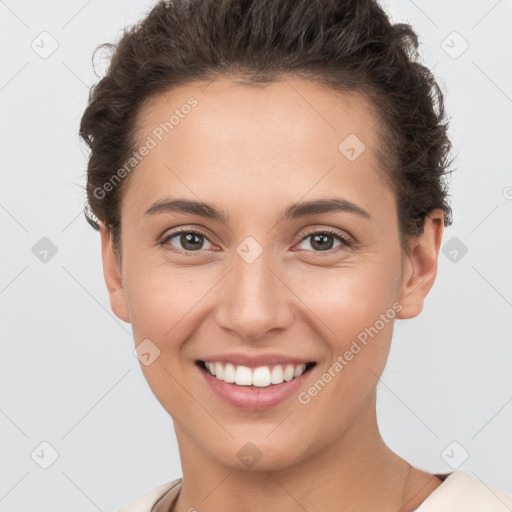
[283,259,402,406]
[287,258,401,340]
[123,258,220,343]
[290,272,398,441]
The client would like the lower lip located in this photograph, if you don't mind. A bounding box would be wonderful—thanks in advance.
[197,363,314,411]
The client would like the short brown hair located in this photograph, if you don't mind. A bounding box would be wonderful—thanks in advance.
[79,0,454,255]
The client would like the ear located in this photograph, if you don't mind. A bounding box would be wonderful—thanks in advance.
[99,222,131,323]
[396,210,444,319]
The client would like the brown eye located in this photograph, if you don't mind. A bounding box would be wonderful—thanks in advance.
[162,230,214,252]
[296,229,351,253]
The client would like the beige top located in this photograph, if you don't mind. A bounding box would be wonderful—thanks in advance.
[116,470,512,512]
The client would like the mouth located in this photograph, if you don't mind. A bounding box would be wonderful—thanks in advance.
[196,360,317,388]
[195,359,317,411]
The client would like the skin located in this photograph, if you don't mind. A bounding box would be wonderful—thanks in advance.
[99,76,445,511]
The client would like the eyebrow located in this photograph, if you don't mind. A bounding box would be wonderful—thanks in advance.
[144,197,371,223]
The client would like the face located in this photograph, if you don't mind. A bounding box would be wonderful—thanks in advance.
[100,77,443,471]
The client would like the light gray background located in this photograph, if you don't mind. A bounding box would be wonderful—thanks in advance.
[1,0,511,510]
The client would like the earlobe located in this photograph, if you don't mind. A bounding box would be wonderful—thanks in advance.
[396,211,444,319]
[99,222,131,323]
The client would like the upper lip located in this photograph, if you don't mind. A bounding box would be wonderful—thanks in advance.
[198,352,315,368]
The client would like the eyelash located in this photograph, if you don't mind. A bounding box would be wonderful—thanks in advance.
[160,228,352,256]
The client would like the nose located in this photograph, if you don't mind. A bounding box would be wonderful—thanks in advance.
[214,248,294,341]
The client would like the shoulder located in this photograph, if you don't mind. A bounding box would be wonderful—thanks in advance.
[114,478,182,512]
[414,470,512,512]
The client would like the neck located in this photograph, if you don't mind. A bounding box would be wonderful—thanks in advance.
[170,391,431,512]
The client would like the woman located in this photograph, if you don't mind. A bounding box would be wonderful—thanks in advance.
[79,0,512,510]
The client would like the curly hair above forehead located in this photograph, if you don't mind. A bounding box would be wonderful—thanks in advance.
[80,0,453,255]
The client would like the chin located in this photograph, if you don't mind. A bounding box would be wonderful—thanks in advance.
[205,433,314,472]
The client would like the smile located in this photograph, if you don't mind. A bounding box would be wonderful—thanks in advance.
[198,360,316,387]
[196,359,317,411]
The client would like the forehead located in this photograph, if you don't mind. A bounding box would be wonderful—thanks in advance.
[135,76,381,152]
[123,76,393,220]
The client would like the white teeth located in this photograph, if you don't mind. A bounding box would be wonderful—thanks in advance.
[203,361,311,387]
[223,363,236,383]
[253,366,271,387]
[294,364,306,378]
[283,364,295,381]
[270,365,283,384]
[234,365,253,385]
[214,362,224,380]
